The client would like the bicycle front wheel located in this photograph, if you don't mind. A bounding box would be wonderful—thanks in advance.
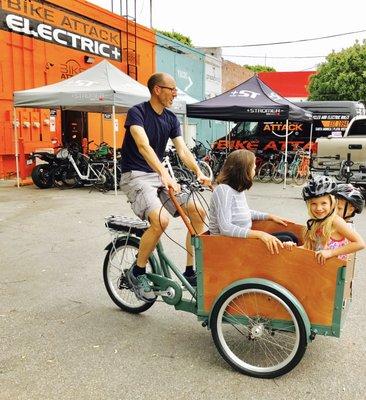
[210,283,307,378]
[257,162,275,183]
[103,237,157,313]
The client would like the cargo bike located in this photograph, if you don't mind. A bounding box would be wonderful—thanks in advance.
[103,188,355,379]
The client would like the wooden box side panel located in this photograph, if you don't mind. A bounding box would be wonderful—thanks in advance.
[343,254,356,301]
[200,235,343,326]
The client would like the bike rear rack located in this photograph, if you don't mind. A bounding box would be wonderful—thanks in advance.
[105,215,149,236]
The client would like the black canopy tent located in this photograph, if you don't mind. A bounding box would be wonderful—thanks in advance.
[187,75,313,187]
[186,75,313,122]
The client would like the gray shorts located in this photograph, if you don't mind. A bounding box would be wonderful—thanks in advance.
[120,170,190,220]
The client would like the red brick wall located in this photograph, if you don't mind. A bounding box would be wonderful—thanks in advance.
[222,60,254,92]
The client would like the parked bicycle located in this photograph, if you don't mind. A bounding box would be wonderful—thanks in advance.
[191,138,213,181]
[271,151,290,184]
[164,144,213,183]
[256,152,280,183]
[55,141,118,191]
[205,141,228,178]
[293,151,311,186]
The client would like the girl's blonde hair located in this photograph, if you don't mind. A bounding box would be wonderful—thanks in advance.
[303,194,337,250]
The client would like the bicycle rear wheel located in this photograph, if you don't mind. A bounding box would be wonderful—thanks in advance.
[210,283,307,378]
[92,165,113,191]
[103,237,157,313]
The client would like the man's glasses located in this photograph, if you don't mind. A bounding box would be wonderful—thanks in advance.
[158,85,177,93]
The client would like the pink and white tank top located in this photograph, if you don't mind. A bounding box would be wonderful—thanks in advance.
[327,237,348,261]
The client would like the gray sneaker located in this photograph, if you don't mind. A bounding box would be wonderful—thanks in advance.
[126,268,156,302]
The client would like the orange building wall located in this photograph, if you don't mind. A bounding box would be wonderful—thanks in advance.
[0,0,156,178]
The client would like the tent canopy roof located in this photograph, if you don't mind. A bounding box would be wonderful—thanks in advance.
[13,60,150,113]
[187,75,312,122]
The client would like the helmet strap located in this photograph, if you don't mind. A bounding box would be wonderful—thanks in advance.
[307,206,335,230]
[343,202,357,219]
[342,202,348,219]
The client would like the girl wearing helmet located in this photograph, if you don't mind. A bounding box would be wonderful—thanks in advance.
[302,176,365,264]
[333,183,365,221]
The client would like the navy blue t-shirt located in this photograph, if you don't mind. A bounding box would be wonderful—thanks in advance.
[121,102,181,173]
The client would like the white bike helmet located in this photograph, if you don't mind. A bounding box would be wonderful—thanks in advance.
[302,175,337,201]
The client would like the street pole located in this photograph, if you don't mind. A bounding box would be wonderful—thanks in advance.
[283,119,289,190]
[150,0,153,28]
[13,107,20,188]
[112,105,118,196]
[308,122,313,156]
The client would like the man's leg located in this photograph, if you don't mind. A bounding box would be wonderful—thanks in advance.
[121,171,170,299]
[127,207,170,301]
[182,200,206,282]
[135,207,170,270]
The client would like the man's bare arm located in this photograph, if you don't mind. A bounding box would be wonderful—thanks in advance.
[172,136,200,174]
[172,136,211,184]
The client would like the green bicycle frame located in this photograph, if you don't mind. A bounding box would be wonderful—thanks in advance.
[136,238,198,315]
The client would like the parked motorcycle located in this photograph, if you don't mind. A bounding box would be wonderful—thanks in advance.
[30,151,67,189]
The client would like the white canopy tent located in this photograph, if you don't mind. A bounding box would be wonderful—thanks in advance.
[171,88,199,115]
[13,60,150,193]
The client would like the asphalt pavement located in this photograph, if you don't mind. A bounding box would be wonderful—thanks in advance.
[1,180,365,400]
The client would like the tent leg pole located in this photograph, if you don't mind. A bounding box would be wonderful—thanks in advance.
[283,119,289,190]
[308,123,313,157]
[112,106,117,196]
[100,113,104,143]
[13,107,20,188]
[183,114,188,143]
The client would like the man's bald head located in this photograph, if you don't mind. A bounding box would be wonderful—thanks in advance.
[147,72,174,93]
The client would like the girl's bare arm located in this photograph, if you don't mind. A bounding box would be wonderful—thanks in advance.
[329,216,365,258]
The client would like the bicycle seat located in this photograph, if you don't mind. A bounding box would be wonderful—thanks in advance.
[105,215,149,236]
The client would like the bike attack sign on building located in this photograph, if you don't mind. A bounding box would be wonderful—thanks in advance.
[0,0,122,61]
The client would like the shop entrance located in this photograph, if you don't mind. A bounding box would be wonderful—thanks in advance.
[61,111,88,146]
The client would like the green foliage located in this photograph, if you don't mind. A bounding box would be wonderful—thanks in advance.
[308,40,366,101]
[244,65,276,73]
[157,30,193,47]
